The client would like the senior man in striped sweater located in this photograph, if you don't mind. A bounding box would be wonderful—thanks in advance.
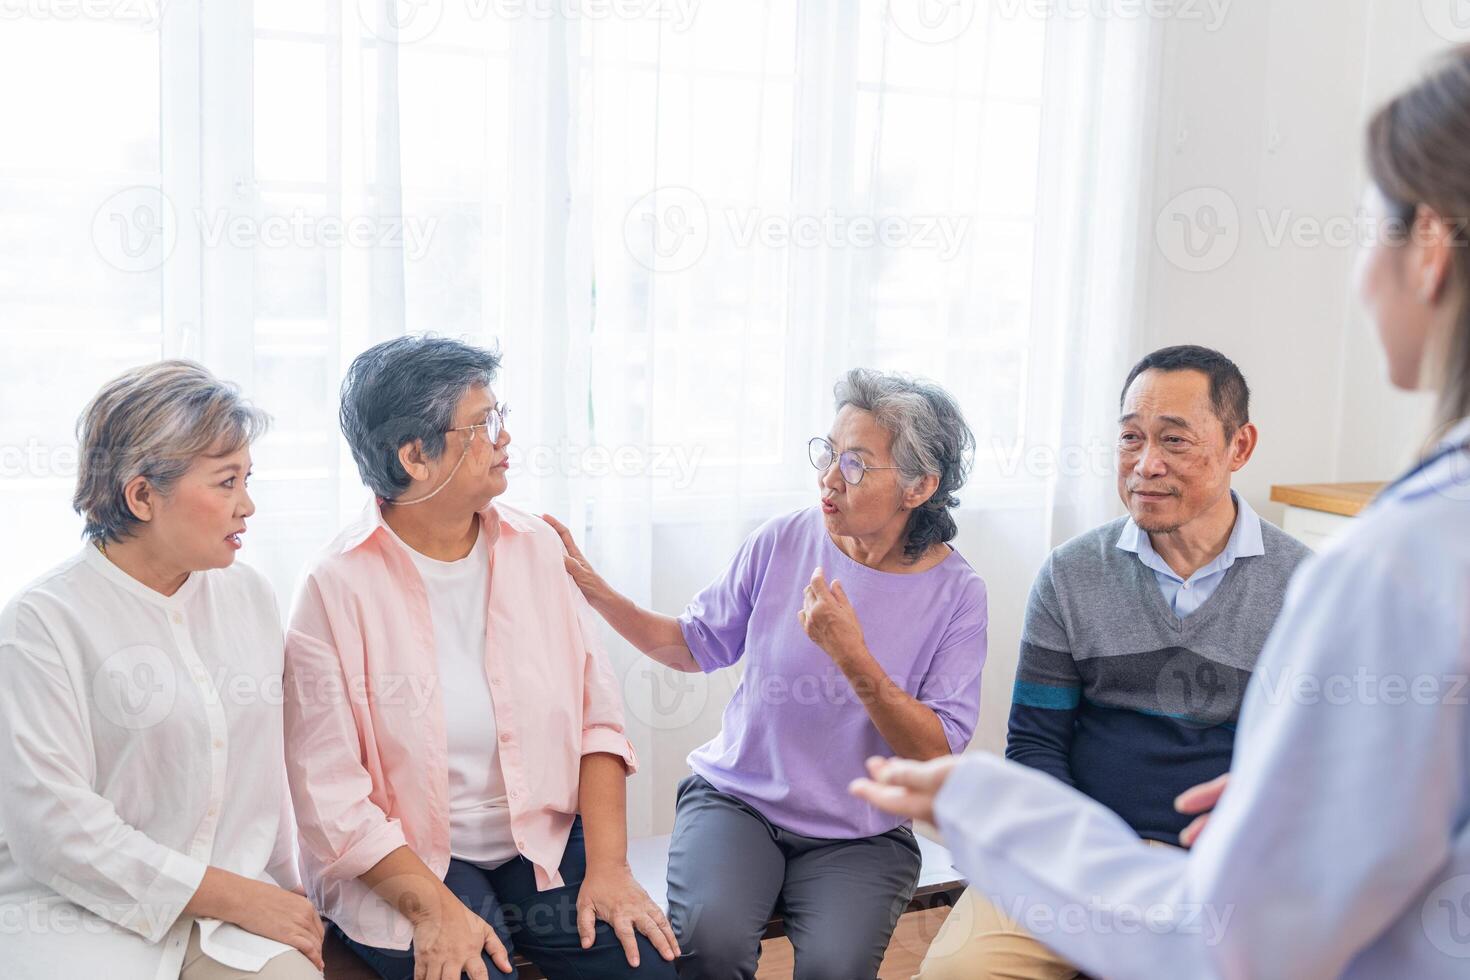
[916,345,1311,980]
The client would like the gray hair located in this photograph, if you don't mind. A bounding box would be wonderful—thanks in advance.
[340,335,502,500]
[73,360,270,544]
[833,368,975,562]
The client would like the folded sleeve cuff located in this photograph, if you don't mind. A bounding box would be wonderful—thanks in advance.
[114,848,208,943]
[321,819,410,884]
[676,616,723,674]
[582,727,639,775]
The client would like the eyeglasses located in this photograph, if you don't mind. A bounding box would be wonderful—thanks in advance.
[448,402,510,445]
[808,436,900,486]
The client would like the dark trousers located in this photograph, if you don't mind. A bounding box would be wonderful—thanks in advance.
[665,775,922,980]
[338,818,678,980]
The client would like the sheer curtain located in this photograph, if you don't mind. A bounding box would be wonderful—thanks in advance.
[0,0,1158,833]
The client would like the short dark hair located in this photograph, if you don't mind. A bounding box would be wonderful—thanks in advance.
[1119,345,1250,438]
[340,335,501,500]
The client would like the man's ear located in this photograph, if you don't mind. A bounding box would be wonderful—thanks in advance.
[397,439,430,484]
[1229,422,1259,472]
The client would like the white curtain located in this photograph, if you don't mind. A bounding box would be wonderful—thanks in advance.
[0,0,1159,834]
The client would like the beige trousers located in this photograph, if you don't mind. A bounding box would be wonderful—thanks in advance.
[916,840,1180,980]
[178,923,323,980]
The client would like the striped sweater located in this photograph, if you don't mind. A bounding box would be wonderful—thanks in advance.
[1005,515,1310,843]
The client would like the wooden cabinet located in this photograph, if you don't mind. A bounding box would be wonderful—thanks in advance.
[1269,482,1385,550]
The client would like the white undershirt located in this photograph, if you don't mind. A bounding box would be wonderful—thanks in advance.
[393,524,519,868]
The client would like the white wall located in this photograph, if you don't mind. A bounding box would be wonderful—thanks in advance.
[1335,2,1448,477]
[1146,0,1452,516]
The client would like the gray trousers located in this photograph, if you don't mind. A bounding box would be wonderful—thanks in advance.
[665,774,922,980]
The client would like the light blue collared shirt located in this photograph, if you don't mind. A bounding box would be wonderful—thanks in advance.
[1116,490,1265,617]
[934,417,1470,979]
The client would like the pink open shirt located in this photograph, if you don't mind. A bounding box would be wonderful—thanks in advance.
[283,500,637,949]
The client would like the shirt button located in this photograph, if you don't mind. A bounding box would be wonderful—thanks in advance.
[213,739,224,750]
[172,612,184,625]
[499,733,512,743]
[515,839,525,850]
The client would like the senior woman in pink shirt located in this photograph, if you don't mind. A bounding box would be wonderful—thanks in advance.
[283,337,678,980]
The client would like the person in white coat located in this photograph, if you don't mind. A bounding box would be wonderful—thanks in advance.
[0,361,324,980]
[853,43,1470,980]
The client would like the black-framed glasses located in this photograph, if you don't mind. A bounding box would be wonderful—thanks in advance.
[448,402,510,445]
[808,436,900,486]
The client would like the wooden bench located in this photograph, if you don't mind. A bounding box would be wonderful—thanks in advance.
[324,833,965,978]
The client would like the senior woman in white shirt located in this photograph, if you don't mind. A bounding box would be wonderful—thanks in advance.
[0,361,324,979]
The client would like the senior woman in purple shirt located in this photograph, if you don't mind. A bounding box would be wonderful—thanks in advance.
[545,368,988,979]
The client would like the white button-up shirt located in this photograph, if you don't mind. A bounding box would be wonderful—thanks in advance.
[936,418,1470,978]
[0,545,304,980]
[1116,490,1266,617]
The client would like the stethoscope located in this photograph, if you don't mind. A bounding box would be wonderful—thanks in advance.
[1377,436,1470,501]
